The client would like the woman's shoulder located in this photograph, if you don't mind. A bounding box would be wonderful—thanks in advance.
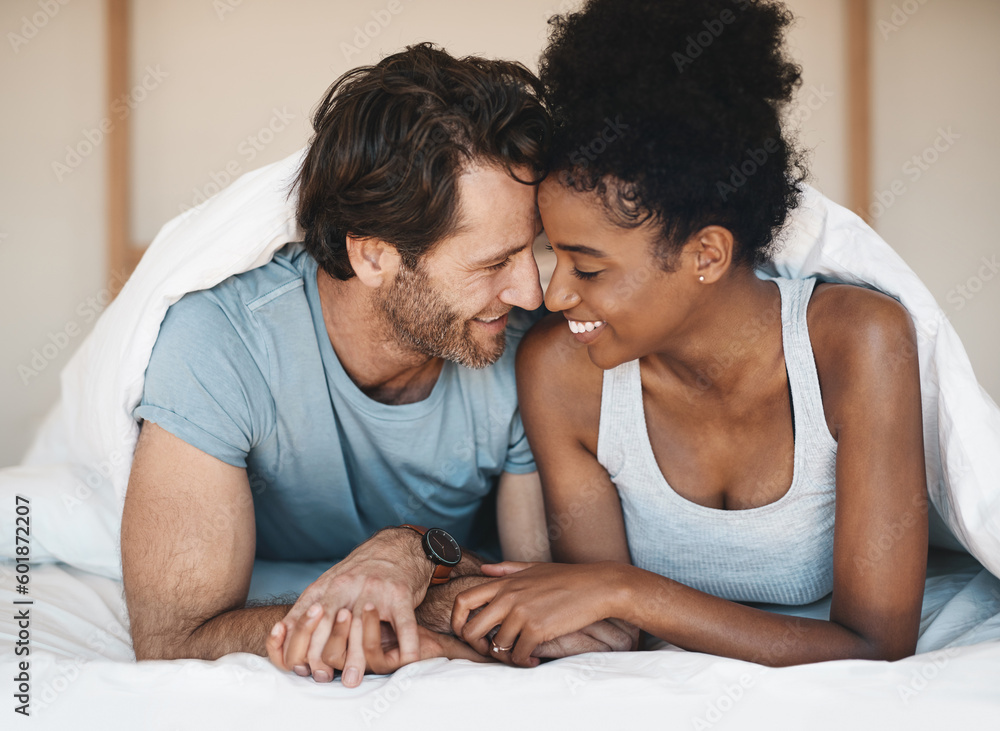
[807,282,916,353]
[516,312,605,432]
[518,311,606,386]
[807,282,920,425]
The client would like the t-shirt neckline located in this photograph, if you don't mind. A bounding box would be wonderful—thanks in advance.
[300,251,452,422]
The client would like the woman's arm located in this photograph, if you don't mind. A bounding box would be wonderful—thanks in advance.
[515,314,632,565]
[456,289,927,667]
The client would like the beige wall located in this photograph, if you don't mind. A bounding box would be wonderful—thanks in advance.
[871,0,1000,404]
[1,0,107,467]
[0,0,997,467]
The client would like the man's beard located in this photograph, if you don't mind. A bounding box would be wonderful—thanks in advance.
[373,262,507,369]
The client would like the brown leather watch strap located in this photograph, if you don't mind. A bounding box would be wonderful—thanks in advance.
[430,563,452,585]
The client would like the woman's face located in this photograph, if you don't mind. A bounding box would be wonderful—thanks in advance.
[538,177,703,370]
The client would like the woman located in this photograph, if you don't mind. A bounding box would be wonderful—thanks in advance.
[452,0,928,667]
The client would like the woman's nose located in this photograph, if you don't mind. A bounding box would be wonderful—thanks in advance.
[543,263,580,312]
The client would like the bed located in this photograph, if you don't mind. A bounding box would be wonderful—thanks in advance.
[2,150,998,729]
[2,550,999,728]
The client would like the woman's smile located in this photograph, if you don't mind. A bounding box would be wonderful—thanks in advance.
[565,317,607,343]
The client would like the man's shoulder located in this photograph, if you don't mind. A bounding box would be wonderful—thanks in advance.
[168,243,313,325]
[193,242,312,309]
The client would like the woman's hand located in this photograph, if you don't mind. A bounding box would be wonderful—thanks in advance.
[451,561,629,667]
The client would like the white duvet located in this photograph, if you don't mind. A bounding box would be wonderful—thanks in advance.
[1,149,998,728]
[1,551,998,729]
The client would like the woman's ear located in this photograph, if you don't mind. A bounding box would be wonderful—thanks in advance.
[687,226,735,284]
[346,235,401,288]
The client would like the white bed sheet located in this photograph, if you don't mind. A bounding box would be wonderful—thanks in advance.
[2,550,998,730]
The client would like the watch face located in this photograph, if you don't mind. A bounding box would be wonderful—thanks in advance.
[425,528,462,567]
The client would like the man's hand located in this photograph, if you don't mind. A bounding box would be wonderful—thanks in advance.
[452,561,632,667]
[267,527,433,686]
[361,606,496,671]
[532,618,639,659]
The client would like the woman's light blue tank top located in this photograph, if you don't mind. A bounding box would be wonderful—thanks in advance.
[597,277,838,605]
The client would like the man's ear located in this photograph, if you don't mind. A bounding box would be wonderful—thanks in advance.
[685,226,735,284]
[346,235,401,288]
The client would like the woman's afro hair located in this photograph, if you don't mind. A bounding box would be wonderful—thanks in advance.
[540,0,806,268]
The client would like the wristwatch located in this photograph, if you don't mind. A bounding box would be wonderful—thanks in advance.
[399,525,462,585]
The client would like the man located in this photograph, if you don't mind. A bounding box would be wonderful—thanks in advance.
[121,44,632,688]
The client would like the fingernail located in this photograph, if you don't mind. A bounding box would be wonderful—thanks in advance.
[343,668,360,686]
[336,608,350,623]
[364,602,375,612]
[307,604,321,618]
[314,670,331,683]
[270,623,282,637]
[293,665,310,677]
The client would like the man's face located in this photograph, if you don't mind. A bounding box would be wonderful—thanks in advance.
[374,163,544,369]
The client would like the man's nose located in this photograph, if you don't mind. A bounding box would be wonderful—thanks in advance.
[543,260,580,313]
[500,248,544,311]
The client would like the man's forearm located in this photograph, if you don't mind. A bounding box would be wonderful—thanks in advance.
[137,604,291,661]
[452,548,484,577]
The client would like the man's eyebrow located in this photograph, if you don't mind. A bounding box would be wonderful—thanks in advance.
[553,243,608,259]
[475,241,530,266]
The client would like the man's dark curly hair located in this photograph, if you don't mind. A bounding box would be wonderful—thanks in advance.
[296,43,551,281]
[541,0,805,269]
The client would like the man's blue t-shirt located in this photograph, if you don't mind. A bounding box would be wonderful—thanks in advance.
[134,244,536,562]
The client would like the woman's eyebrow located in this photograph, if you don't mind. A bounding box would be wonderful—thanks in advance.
[553,242,608,258]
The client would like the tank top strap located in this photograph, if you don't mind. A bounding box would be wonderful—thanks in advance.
[597,358,644,480]
[774,277,831,444]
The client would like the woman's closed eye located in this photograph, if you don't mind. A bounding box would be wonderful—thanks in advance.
[545,243,603,281]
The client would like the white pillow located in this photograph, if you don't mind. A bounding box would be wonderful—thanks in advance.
[0,464,121,578]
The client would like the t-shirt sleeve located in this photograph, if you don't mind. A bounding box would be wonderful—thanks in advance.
[502,407,537,475]
[133,289,274,468]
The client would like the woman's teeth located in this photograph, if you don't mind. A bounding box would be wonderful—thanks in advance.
[568,319,605,334]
